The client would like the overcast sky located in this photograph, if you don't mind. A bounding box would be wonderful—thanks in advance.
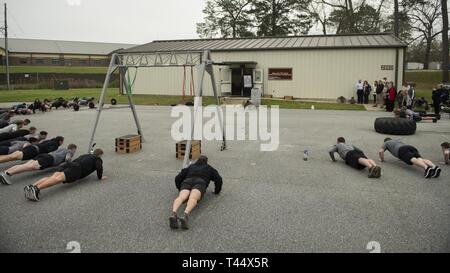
[1,0,206,45]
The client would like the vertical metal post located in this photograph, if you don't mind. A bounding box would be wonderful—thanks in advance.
[206,54,226,151]
[87,54,117,152]
[4,3,10,90]
[183,51,208,168]
[121,67,145,142]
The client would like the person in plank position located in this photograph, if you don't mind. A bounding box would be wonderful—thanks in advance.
[170,155,223,230]
[379,138,442,178]
[0,137,39,156]
[23,149,107,201]
[0,144,77,185]
[0,136,64,164]
[329,137,382,178]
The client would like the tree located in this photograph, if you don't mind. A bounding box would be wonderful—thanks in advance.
[252,0,312,36]
[307,0,330,34]
[441,0,449,82]
[407,0,442,69]
[196,0,254,38]
[321,0,389,34]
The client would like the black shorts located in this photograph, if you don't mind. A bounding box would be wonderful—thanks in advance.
[58,162,83,183]
[345,150,368,170]
[412,116,422,122]
[398,146,421,165]
[35,154,54,170]
[0,146,9,155]
[21,146,39,160]
[180,178,207,195]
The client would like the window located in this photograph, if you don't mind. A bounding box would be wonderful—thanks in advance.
[20,58,28,64]
[64,59,72,66]
[79,59,87,65]
[35,59,44,65]
[52,59,60,65]
[93,60,102,66]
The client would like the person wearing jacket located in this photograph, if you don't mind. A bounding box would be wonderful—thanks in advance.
[170,155,223,230]
[386,82,396,112]
[363,80,372,104]
[23,149,106,201]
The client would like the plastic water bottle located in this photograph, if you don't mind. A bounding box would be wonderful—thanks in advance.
[303,149,309,161]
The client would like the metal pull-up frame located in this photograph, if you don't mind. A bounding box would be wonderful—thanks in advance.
[87,50,226,168]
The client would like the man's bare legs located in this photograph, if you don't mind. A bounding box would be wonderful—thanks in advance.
[184,189,202,215]
[33,172,66,190]
[172,189,191,215]
[0,151,23,163]
[358,158,377,168]
[411,157,434,170]
[5,160,40,175]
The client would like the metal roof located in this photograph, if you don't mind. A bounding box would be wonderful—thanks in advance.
[0,38,137,55]
[121,33,406,54]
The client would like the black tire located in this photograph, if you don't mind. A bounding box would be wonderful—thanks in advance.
[73,104,80,112]
[88,102,95,109]
[374,117,416,135]
[111,99,117,105]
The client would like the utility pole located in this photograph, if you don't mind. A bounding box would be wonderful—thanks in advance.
[3,3,10,90]
[441,0,449,83]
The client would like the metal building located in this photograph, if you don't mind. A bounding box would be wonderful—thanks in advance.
[121,33,406,100]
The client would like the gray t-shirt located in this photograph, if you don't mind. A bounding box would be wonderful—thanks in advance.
[49,148,74,166]
[8,141,28,153]
[329,143,357,160]
[382,140,407,158]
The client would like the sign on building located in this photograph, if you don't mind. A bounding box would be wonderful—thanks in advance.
[268,68,293,80]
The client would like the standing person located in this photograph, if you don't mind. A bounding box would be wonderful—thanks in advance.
[375,79,385,107]
[407,83,415,109]
[356,80,364,104]
[0,144,77,185]
[379,138,442,178]
[363,80,372,104]
[373,81,378,105]
[170,155,223,230]
[386,82,396,112]
[441,142,450,165]
[328,137,381,178]
[382,79,389,109]
[399,83,408,107]
[23,149,106,202]
[432,85,443,116]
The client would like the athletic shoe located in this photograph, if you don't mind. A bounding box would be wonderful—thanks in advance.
[169,216,179,229]
[179,214,189,230]
[24,185,32,200]
[432,118,437,123]
[27,186,40,202]
[373,166,382,178]
[432,166,441,178]
[424,167,434,179]
[368,167,376,178]
[0,172,12,185]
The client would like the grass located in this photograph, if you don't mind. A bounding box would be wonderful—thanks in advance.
[0,88,365,110]
[404,70,449,101]
[0,66,109,74]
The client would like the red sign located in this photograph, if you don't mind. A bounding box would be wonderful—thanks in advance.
[268,68,293,80]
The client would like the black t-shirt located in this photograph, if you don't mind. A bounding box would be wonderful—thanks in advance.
[175,162,223,194]
[73,154,103,179]
[37,139,59,154]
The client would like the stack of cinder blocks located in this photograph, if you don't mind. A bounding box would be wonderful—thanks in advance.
[115,134,141,154]
[176,140,201,160]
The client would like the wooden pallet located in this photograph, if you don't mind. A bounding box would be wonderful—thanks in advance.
[176,140,201,160]
[115,134,141,154]
[284,96,294,100]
